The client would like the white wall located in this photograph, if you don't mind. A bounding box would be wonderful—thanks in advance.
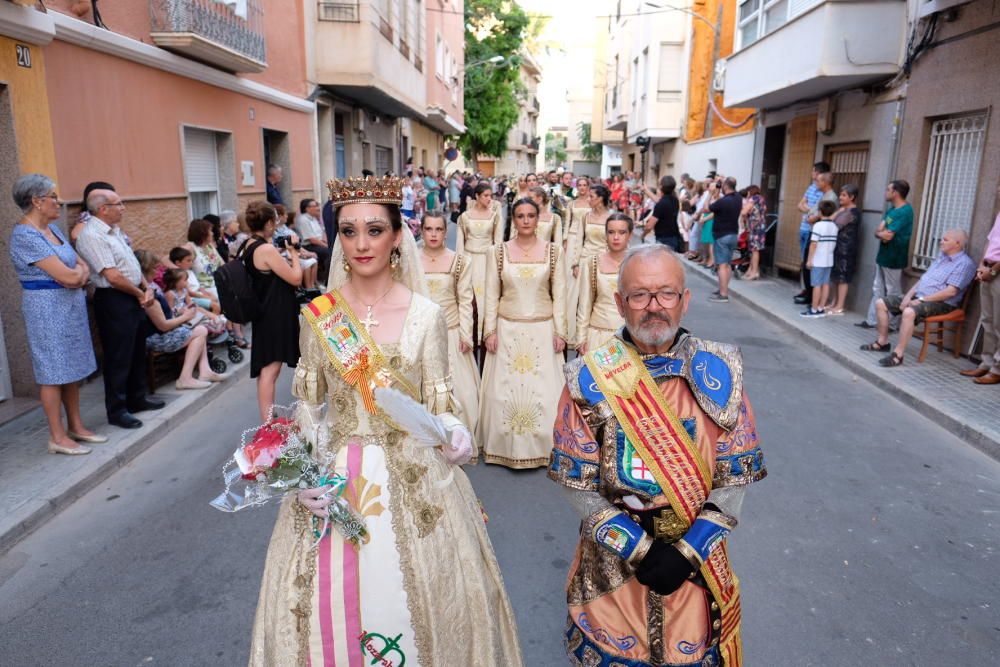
[659,132,756,186]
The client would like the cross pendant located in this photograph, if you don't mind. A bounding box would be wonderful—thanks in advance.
[361,306,379,329]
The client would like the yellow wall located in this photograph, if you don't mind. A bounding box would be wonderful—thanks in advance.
[685,0,755,142]
[0,36,56,177]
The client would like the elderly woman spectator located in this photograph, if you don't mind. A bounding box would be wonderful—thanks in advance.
[826,184,862,315]
[135,250,226,389]
[203,213,228,262]
[10,174,105,455]
[741,184,768,280]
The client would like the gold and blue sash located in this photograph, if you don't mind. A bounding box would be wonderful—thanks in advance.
[584,337,743,667]
[301,291,417,413]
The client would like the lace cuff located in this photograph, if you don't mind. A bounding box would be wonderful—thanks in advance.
[292,364,327,404]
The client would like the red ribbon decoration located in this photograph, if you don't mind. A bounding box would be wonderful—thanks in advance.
[343,350,377,414]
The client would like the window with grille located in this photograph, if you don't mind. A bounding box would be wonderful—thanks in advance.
[317,1,359,22]
[912,111,989,269]
[824,142,869,207]
[375,145,392,175]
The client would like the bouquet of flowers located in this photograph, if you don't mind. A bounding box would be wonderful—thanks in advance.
[210,403,368,546]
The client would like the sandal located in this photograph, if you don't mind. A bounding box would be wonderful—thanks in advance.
[878,351,904,367]
[860,341,890,352]
[234,335,250,349]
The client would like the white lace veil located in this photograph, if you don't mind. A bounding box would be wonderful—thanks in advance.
[326,216,428,297]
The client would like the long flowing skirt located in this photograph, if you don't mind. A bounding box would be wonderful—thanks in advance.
[478,317,564,469]
[565,262,581,347]
[447,327,481,442]
[467,250,489,342]
[249,438,523,666]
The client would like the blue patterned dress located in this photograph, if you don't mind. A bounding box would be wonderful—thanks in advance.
[9,223,97,385]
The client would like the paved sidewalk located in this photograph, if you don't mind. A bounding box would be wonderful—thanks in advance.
[687,262,1000,460]
[0,356,250,554]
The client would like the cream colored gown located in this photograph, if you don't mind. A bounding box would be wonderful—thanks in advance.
[424,252,481,438]
[478,242,567,469]
[249,294,522,666]
[564,201,591,345]
[575,253,625,353]
[456,208,504,342]
[507,213,563,246]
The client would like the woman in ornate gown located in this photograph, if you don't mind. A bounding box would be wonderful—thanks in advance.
[249,176,522,667]
[507,186,563,246]
[567,184,612,347]
[575,212,631,355]
[455,183,503,344]
[478,197,567,469]
[563,176,592,345]
[419,211,480,438]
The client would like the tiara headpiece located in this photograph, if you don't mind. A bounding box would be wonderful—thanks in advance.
[326,175,405,209]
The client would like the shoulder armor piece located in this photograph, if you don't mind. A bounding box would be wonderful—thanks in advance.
[675,335,744,431]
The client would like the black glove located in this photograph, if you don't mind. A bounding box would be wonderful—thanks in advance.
[634,539,696,596]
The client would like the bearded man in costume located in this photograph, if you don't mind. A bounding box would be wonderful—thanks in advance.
[549,244,766,667]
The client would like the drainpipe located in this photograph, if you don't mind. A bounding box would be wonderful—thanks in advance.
[886,82,908,183]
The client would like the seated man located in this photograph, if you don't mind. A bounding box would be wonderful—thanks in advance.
[861,229,977,367]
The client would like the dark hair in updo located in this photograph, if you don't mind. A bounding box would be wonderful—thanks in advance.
[245,200,277,232]
[511,197,540,217]
[592,184,611,208]
[606,212,635,234]
[474,182,493,197]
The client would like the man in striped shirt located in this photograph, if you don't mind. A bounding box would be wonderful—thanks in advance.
[860,229,977,367]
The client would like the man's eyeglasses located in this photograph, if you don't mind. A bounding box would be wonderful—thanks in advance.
[103,201,126,209]
[624,290,682,310]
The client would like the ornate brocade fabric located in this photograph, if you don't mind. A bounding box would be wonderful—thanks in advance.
[249,294,523,666]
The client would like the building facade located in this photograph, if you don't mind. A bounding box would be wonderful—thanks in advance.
[725,0,996,349]
[602,0,755,184]
[308,0,464,185]
[0,0,316,400]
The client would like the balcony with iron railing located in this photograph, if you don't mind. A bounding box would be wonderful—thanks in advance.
[149,0,266,73]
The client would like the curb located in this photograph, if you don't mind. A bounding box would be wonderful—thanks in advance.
[0,363,252,555]
[687,267,1000,463]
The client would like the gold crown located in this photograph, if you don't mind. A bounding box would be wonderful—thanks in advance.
[326,175,405,208]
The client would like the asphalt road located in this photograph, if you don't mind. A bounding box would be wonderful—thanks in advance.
[1,272,998,666]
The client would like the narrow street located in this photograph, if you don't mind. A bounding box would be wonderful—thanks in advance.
[0,273,997,666]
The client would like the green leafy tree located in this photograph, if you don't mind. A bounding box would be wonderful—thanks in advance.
[545,132,567,168]
[460,0,530,165]
[577,122,603,162]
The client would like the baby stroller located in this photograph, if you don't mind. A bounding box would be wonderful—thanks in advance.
[206,329,244,375]
[729,230,751,278]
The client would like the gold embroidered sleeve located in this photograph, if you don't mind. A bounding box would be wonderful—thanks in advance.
[455,253,475,349]
[482,243,501,340]
[491,209,505,246]
[552,213,564,246]
[292,323,328,404]
[420,307,461,421]
[550,244,568,340]
[455,213,467,255]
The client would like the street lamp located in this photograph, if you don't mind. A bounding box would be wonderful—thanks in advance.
[452,55,506,87]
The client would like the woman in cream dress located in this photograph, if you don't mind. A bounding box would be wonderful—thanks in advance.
[479,197,567,469]
[455,183,503,343]
[419,211,480,437]
[250,177,522,667]
[507,186,563,246]
[567,183,611,347]
[575,213,632,355]
[563,176,592,346]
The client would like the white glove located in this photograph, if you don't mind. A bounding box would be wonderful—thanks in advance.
[444,426,473,465]
[297,485,333,519]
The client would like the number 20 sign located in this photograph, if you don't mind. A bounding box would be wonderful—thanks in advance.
[15,44,32,69]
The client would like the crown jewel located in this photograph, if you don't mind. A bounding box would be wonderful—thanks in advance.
[326,175,405,208]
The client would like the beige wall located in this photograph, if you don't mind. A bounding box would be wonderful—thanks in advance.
[407,120,443,172]
[425,0,464,124]
[46,0,309,98]
[44,41,314,204]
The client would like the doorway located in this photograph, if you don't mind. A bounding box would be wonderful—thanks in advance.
[262,128,290,204]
